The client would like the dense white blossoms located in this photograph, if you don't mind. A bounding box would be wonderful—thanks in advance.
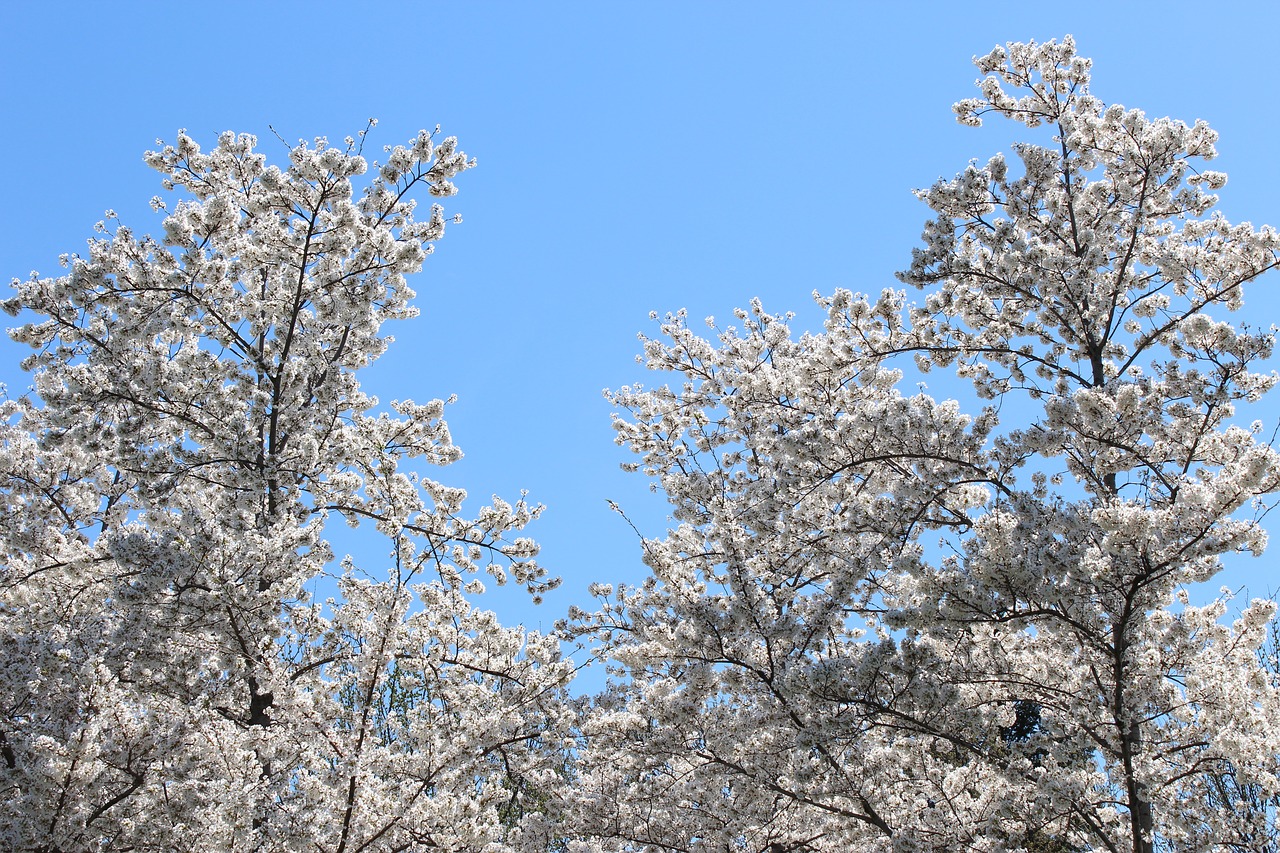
[0,127,571,851]
[574,38,1280,853]
[4,38,1279,853]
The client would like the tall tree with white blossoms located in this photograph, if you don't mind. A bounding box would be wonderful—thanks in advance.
[576,38,1280,852]
[0,126,572,851]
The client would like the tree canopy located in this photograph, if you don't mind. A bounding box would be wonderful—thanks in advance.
[2,37,1278,853]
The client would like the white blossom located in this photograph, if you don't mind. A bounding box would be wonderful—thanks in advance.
[0,126,570,852]
[572,37,1280,853]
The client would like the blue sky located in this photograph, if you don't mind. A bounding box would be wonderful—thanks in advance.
[3,2,1279,641]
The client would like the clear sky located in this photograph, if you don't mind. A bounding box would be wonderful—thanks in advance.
[3,2,1278,649]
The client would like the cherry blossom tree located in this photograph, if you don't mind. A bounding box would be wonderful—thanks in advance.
[5,37,1280,853]
[0,126,572,851]
[575,38,1280,853]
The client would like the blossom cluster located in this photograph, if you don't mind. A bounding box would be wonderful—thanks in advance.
[577,37,1280,853]
[3,37,1279,853]
[1,127,569,852]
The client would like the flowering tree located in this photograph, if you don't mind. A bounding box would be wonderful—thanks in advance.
[576,38,1280,853]
[0,126,572,851]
